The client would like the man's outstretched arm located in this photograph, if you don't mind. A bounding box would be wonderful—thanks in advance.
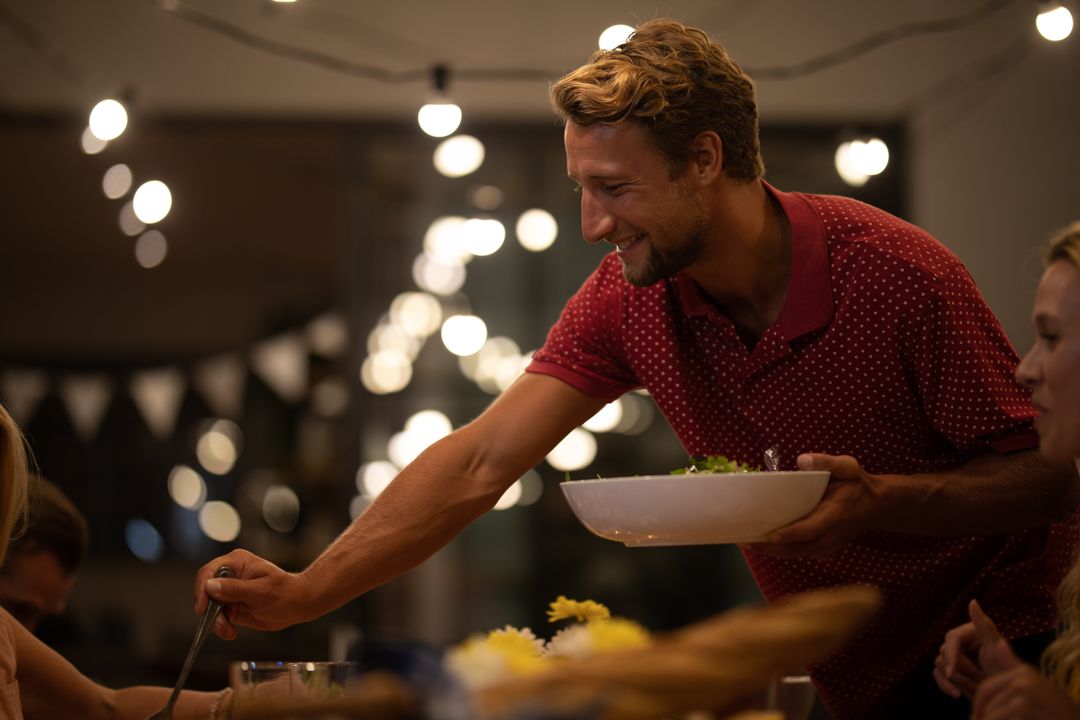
[193,372,604,637]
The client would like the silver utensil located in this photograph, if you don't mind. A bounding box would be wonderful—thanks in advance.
[146,565,234,720]
[764,445,780,472]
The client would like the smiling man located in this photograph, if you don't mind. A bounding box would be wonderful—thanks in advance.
[194,19,1078,720]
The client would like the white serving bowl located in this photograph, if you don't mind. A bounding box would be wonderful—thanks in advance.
[559,471,830,546]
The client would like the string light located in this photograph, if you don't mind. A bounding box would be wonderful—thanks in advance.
[598,24,634,50]
[88,98,128,141]
[417,64,463,138]
[834,136,890,187]
[1036,1,1074,40]
[132,180,173,224]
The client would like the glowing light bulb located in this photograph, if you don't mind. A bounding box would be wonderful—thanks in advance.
[433,135,485,177]
[1037,4,1074,41]
[88,99,128,141]
[598,24,634,50]
[418,101,462,137]
[132,180,172,223]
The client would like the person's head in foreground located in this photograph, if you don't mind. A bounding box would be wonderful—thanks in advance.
[0,475,88,632]
[550,18,765,287]
[1016,220,1080,467]
[0,404,28,570]
[1027,221,1080,690]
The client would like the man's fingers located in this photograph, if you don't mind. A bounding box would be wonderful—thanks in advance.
[795,453,857,473]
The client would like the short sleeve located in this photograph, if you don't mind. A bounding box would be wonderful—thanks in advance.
[527,255,639,401]
[907,260,1037,453]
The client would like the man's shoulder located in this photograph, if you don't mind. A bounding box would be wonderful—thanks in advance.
[796,192,965,282]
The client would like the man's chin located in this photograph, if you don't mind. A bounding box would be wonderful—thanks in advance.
[619,262,665,287]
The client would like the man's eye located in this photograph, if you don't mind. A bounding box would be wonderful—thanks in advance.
[603,183,626,194]
[1039,332,1059,346]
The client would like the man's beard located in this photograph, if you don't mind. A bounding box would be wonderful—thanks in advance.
[621,214,709,287]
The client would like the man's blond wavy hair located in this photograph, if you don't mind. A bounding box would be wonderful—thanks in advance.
[1038,220,1080,697]
[550,18,764,182]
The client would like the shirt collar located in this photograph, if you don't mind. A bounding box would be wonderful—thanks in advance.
[675,180,833,341]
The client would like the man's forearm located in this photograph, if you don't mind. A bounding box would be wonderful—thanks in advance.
[299,430,522,617]
[882,449,1080,536]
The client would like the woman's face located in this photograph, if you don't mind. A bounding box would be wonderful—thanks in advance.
[1016,259,1080,464]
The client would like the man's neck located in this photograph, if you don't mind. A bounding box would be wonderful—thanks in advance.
[685,179,792,341]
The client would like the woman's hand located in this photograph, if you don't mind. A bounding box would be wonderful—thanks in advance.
[971,663,1080,720]
[934,617,984,700]
[934,599,1080,718]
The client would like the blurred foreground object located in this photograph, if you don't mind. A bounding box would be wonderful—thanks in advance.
[231,671,414,719]
[477,585,881,720]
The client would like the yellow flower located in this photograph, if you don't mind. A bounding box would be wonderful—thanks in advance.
[486,625,547,671]
[586,618,651,652]
[547,595,611,624]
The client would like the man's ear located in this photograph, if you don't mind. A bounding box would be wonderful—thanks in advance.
[688,131,723,185]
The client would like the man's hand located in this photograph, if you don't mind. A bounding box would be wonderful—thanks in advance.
[193,548,315,639]
[747,453,889,558]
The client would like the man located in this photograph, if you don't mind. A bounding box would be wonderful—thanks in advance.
[0,475,88,633]
[194,19,1078,718]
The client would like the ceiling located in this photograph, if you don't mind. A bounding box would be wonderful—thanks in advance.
[0,0,1034,123]
[0,0,1051,364]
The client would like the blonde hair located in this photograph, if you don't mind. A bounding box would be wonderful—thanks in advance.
[0,403,29,566]
[550,18,764,182]
[1045,220,1080,268]
[1038,220,1080,696]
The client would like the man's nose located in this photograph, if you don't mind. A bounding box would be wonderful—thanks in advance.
[580,192,616,245]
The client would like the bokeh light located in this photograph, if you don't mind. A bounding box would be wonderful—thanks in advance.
[132,180,172,224]
[262,485,301,533]
[88,98,128,141]
[360,349,413,394]
[196,420,242,475]
[423,216,471,263]
[516,208,558,251]
[433,135,485,177]
[198,501,242,542]
[134,230,168,268]
[81,127,108,155]
[125,518,164,562]
[462,218,505,256]
[582,400,624,433]
[493,480,523,510]
[413,254,467,296]
[356,460,398,497]
[119,202,147,237]
[440,315,488,356]
[390,292,443,338]
[102,163,133,199]
[545,428,598,471]
[168,464,207,509]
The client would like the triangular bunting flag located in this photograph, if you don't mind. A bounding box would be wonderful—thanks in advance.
[193,353,247,419]
[59,374,112,443]
[306,311,349,359]
[250,333,308,404]
[0,368,49,426]
[129,367,186,439]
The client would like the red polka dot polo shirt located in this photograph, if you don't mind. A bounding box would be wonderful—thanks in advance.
[527,182,1078,719]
